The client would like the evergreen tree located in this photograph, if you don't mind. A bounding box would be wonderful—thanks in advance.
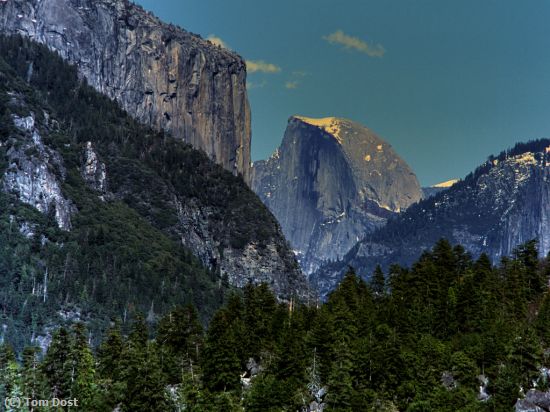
[536,293,550,345]
[201,309,241,393]
[97,323,125,409]
[69,323,100,411]
[0,345,26,412]
[243,283,277,361]
[21,346,47,404]
[0,344,17,403]
[371,264,386,297]
[325,339,354,411]
[41,327,73,399]
[122,342,171,412]
[118,317,170,411]
[157,305,203,384]
[515,240,545,296]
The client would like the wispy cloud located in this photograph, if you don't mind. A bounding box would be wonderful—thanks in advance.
[323,30,385,57]
[248,80,267,89]
[206,34,228,49]
[285,81,299,89]
[247,60,282,74]
[284,70,308,90]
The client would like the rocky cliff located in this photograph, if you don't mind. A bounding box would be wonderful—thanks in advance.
[0,35,309,350]
[251,116,422,273]
[0,0,251,181]
[314,140,550,295]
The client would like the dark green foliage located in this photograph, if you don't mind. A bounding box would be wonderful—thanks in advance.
[157,305,204,384]
[201,309,242,393]
[0,248,548,411]
[41,327,73,399]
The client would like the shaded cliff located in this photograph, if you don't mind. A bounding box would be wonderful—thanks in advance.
[314,140,550,295]
[0,0,251,181]
[251,116,422,273]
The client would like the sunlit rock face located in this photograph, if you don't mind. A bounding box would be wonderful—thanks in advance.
[0,0,251,181]
[251,116,422,274]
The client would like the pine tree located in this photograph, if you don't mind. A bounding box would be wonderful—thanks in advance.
[122,342,171,412]
[243,283,277,360]
[0,344,16,402]
[307,307,335,383]
[41,327,73,399]
[21,346,47,404]
[97,323,125,409]
[97,323,124,381]
[325,339,354,411]
[536,293,550,345]
[69,323,100,410]
[371,265,386,297]
[515,240,545,296]
[201,309,241,393]
[157,305,203,384]
[508,326,542,390]
[0,345,27,412]
[118,317,170,411]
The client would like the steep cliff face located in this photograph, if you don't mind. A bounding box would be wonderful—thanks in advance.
[251,116,422,273]
[0,35,308,331]
[0,0,251,181]
[3,111,75,230]
[314,140,550,295]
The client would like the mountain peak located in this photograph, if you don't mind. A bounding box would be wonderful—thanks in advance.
[292,115,348,144]
[252,115,421,273]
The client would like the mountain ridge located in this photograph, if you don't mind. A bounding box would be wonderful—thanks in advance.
[313,138,550,295]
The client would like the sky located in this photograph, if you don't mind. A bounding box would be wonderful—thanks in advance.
[134,0,550,186]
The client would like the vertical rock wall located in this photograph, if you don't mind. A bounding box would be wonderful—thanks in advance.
[0,0,251,181]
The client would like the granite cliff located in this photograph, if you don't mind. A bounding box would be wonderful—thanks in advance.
[251,116,422,273]
[314,140,550,295]
[0,36,308,352]
[0,0,251,181]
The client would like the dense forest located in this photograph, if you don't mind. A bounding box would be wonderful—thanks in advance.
[1,238,549,411]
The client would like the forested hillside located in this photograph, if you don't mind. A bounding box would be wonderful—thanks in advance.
[1,239,549,411]
[0,34,306,353]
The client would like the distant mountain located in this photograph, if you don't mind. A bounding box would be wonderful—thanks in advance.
[0,36,308,351]
[251,116,422,273]
[422,179,459,199]
[0,0,251,180]
[313,140,550,295]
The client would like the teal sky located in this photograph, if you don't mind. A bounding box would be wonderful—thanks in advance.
[135,0,550,186]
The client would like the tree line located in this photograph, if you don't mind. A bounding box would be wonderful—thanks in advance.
[1,239,550,411]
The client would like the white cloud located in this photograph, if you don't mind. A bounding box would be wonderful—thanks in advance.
[247,60,282,74]
[323,30,385,57]
[206,34,228,49]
